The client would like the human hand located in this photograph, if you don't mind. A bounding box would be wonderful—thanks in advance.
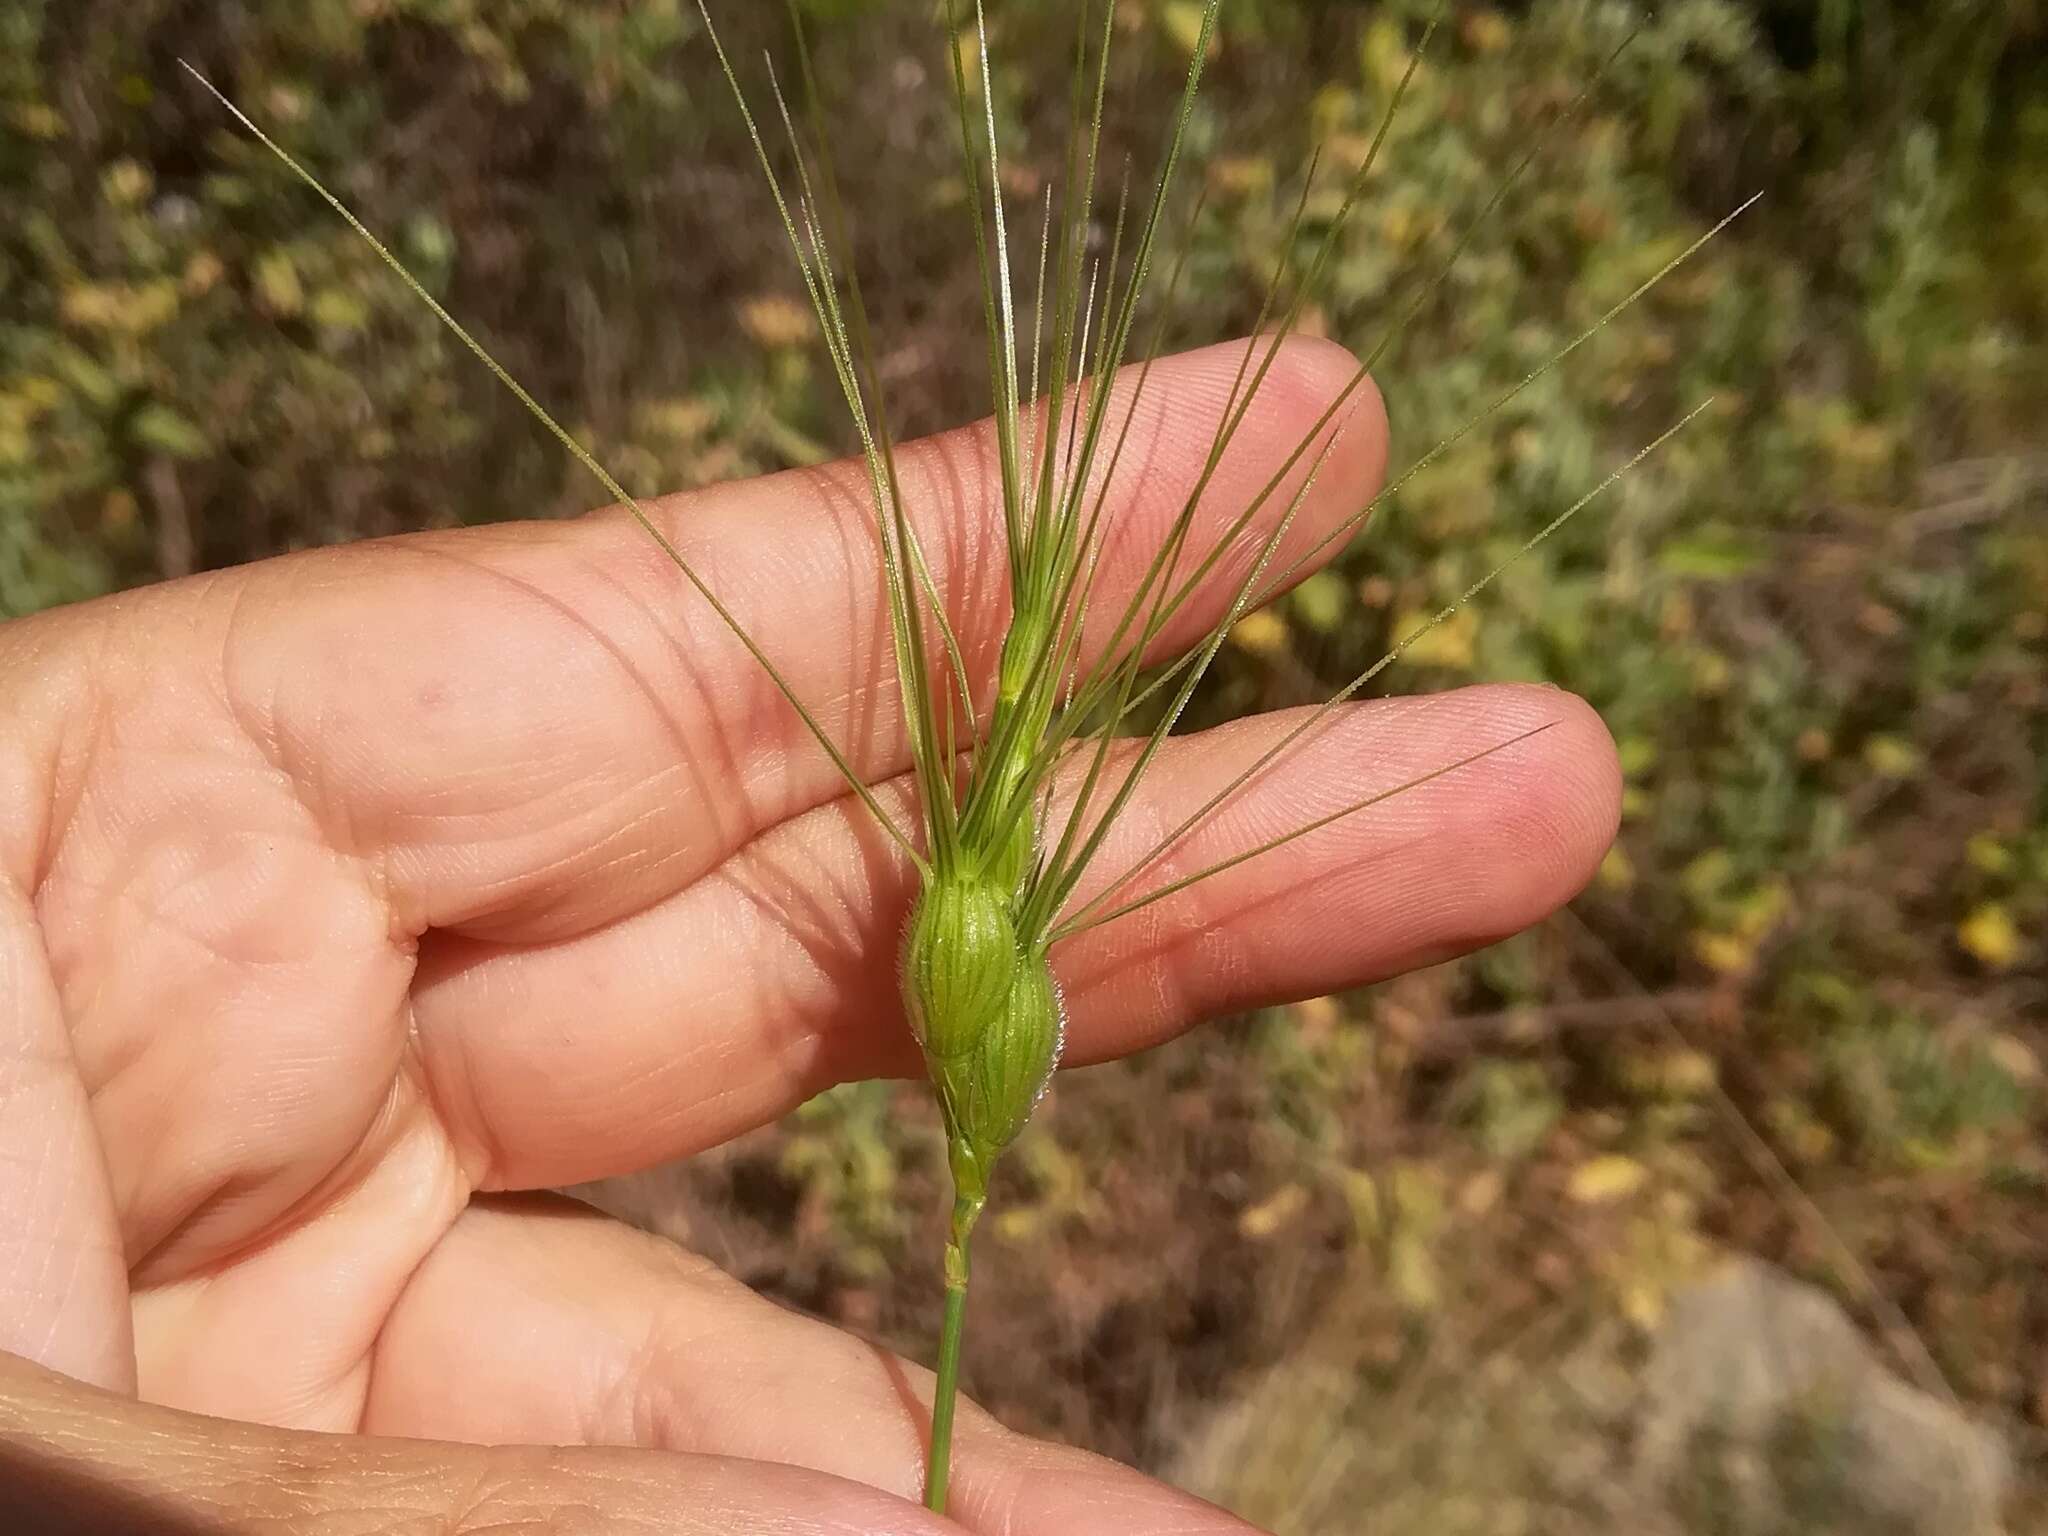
[0,339,1619,1533]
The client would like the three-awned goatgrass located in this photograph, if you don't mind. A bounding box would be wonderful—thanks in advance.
[184,0,1743,1515]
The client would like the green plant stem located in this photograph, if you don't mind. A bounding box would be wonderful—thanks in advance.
[926,1192,983,1514]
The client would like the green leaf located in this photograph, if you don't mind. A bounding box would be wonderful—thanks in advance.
[1159,2,1211,57]
[1660,530,1765,580]
[254,249,304,317]
[310,287,370,332]
[405,215,457,270]
[130,402,210,460]
[1863,734,1923,779]
[1289,570,1349,635]
[52,344,119,410]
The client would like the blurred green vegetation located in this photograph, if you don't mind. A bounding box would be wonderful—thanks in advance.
[8,0,2046,1519]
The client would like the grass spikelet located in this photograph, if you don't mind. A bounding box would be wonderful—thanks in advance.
[182,0,1778,1515]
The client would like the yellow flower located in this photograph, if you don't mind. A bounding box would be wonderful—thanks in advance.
[1958,903,2024,970]
[737,295,813,350]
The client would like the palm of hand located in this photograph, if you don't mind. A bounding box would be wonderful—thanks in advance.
[0,343,1617,1530]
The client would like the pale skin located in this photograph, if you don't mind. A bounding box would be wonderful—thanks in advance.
[0,338,1620,1534]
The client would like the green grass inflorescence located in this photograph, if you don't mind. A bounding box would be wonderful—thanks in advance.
[184,0,1746,1513]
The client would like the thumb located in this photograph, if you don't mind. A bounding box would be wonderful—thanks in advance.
[0,1350,956,1536]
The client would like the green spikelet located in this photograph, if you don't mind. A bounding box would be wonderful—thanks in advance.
[903,874,1064,1206]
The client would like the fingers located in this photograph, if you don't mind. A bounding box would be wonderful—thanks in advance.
[1050,685,1622,1051]
[0,1347,963,1536]
[364,1196,1267,1536]
[0,880,132,1393]
[413,683,1620,1189]
[211,337,1383,942]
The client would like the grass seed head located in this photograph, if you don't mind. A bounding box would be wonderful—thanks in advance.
[903,874,1065,1204]
[181,2,1761,1514]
